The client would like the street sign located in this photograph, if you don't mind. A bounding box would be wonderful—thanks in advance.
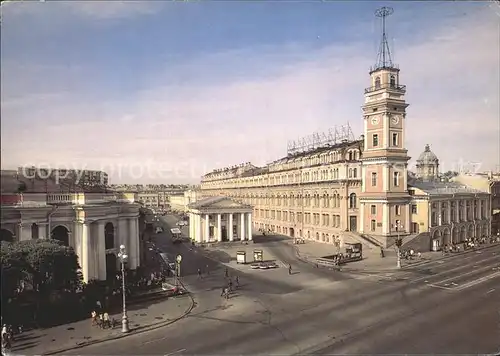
[176,254,182,263]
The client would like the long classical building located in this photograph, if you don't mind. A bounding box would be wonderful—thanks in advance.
[197,20,492,251]
[0,170,141,283]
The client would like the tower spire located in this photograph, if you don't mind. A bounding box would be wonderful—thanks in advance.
[374,6,394,70]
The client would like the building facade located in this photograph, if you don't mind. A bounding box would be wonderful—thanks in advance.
[452,172,500,238]
[0,191,141,283]
[196,16,492,250]
[187,196,253,243]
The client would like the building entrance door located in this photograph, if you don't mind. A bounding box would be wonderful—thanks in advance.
[221,226,227,241]
[349,216,357,232]
[289,227,295,238]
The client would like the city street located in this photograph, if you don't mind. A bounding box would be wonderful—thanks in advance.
[61,217,500,355]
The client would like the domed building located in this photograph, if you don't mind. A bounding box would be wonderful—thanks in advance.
[416,144,439,181]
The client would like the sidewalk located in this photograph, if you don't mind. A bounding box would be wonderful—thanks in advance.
[7,293,194,356]
[293,239,500,273]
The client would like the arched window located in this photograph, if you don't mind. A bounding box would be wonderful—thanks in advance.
[353,168,357,178]
[349,193,357,209]
[375,76,381,89]
[348,151,353,160]
[390,75,396,87]
[348,168,353,178]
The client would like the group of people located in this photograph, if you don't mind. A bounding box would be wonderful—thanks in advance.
[1,324,22,352]
[221,268,239,300]
[90,301,117,329]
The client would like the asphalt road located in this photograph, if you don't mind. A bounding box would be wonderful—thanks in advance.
[61,221,500,355]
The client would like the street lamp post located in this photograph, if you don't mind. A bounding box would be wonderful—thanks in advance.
[394,222,404,269]
[117,244,130,333]
[175,254,182,287]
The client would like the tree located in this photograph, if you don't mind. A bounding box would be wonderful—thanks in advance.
[0,239,82,295]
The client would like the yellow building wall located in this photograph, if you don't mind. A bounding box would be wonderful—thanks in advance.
[409,187,430,233]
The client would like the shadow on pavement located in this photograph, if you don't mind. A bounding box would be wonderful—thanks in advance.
[252,235,288,244]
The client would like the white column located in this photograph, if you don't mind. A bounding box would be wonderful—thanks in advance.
[217,214,222,242]
[205,214,210,242]
[194,214,203,243]
[438,201,443,226]
[134,218,141,267]
[240,213,245,240]
[81,223,91,283]
[405,204,411,234]
[403,165,408,189]
[247,213,252,241]
[382,203,389,234]
[361,166,366,193]
[228,213,234,241]
[118,219,128,253]
[383,166,390,192]
[128,218,138,270]
[97,221,106,280]
[189,213,194,240]
[359,203,365,233]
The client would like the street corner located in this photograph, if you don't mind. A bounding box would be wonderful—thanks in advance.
[41,293,195,355]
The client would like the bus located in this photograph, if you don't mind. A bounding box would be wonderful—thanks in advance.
[170,228,182,243]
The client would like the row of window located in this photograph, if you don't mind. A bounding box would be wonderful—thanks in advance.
[368,204,404,216]
[371,132,399,148]
[243,193,358,209]
[370,171,401,187]
[202,164,361,189]
[254,209,344,228]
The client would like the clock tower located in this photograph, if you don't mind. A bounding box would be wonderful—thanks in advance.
[359,7,411,247]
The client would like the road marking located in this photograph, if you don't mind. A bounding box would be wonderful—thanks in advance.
[278,260,288,268]
[486,288,495,294]
[455,271,500,291]
[165,349,186,356]
[429,284,454,290]
[422,263,500,287]
[409,254,500,285]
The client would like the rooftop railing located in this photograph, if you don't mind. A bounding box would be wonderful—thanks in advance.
[1,192,136,208]
[364,83,406,94]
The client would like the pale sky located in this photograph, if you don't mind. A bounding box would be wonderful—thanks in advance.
[1,1,499,183]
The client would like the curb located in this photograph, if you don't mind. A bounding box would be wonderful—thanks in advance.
[292,242,500,274]
[42,291,196,355]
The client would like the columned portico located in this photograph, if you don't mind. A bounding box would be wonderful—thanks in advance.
[187,196,253,244]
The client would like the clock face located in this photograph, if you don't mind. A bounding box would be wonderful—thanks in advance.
[391,115,400,125]
[371,117,380,125]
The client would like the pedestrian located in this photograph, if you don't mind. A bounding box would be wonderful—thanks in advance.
[206,264,210,275]
[224,267,229,278]
[288,264,292,275]
[197,268,202,279]
[235,275,239,287]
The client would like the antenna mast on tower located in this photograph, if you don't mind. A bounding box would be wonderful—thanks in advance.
[374,6,395,70]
